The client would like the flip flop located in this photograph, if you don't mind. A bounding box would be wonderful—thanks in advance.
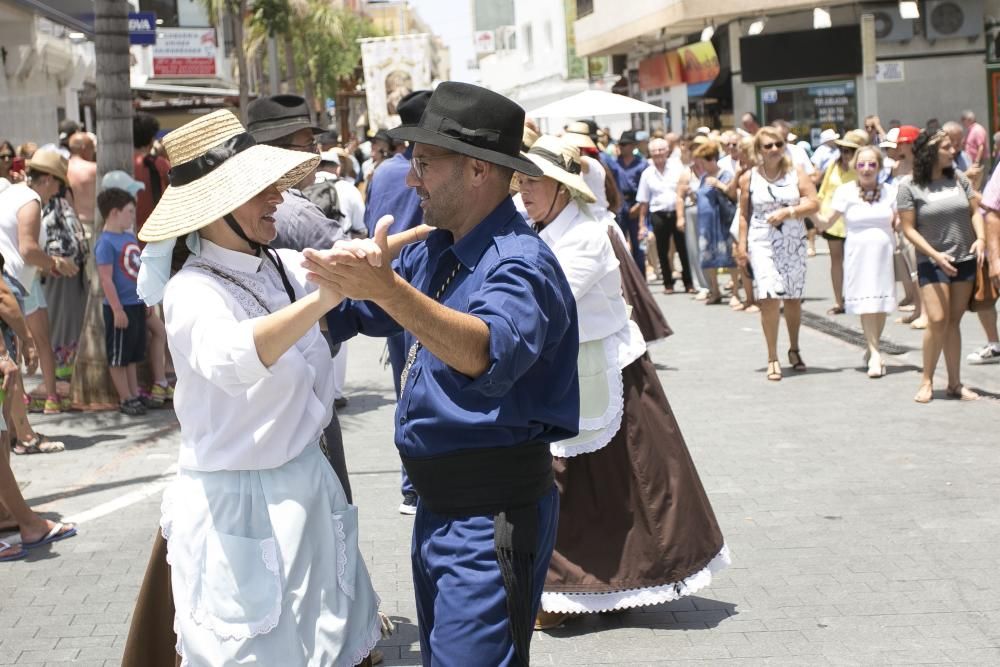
[22,522,77,549]
[0,540,27,562]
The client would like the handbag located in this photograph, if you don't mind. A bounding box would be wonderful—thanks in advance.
[970,259,1000,312]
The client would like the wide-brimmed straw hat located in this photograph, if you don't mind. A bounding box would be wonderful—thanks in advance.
[26,149,68,184]
[563,121,596,150]
[521,135,596,203]
[835,129,869,150]
[138,110,319,243]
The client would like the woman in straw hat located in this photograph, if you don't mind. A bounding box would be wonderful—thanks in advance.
[517,135,728,631]
[126,110,381,666]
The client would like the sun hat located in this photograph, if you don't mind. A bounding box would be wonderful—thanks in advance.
[819,128,840,144]
[521,135,596,204]
[26,149,68,184]
[563,121,597,150]
[522,125,539,151]
[835,129,869,150]
[387,82,542,176]
[137,109,319,243]
[246,94,324,144]
[101,170,145,196]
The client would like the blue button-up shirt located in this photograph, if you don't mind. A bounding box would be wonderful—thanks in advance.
[326,197,580,458]
[363,148,423,237]
[617,153,648,204]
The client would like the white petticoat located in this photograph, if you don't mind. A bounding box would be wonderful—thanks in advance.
[161,443,381,667]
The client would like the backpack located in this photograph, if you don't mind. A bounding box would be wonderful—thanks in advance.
[302,179,345,223]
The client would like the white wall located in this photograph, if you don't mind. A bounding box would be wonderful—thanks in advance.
[477,0,568,96]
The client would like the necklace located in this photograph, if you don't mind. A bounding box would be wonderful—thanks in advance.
[399,260,462,395]
[762,165,783,181]
[859,183,880,204]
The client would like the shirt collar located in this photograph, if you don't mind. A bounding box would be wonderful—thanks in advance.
[426,196,520,271]
[538,200,581,246]
[199,238,264,273]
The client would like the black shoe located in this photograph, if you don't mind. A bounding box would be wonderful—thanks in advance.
[139,394,164,409]
[398,492,418,515]
[120,398,147,416]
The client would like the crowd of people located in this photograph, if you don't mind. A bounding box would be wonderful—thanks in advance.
[0,81,997,666]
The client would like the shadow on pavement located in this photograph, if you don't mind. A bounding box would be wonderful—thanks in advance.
[58,432,128,451]
[24,472,170,506]
[337,392,397,413]
[538,596,738,638]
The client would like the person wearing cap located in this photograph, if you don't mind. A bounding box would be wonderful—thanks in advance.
[881,125,925,328]
[360,89,433,514]
[516,134,727,630]
[812,129,841,175]
[614,130,650,272]
[122,109,382,665]
[818,129,870,315]
[0,149,79,415]
[306,81,580,666]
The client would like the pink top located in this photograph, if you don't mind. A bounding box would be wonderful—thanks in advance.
[964,122,987,166]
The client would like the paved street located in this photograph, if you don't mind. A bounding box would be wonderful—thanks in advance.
[2,250,999,666]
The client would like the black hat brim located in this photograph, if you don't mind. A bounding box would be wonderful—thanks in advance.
[249,119,325,145]
[388,125,543,177]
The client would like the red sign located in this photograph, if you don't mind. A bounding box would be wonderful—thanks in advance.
[152,28,218,78]
[153,58,216,77]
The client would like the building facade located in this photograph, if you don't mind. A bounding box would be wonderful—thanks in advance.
[573,0,996,143]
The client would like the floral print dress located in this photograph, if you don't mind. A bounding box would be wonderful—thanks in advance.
[746,168,807,299]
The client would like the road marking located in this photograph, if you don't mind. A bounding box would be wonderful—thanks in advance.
[62,464,177,526]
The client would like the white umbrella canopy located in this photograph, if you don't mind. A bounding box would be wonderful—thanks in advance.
[526,89,667,119]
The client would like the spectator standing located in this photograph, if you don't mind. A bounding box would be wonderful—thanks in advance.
[615,131,649,271]
[811,129,841,176]
[637,138,689,293]
[0,140,17,186]
[132,113,170,237]
[961,110,988,170]
[966,160,1000,364]
[67,132,97,227]
[881,125,924,328]
[898,130,985,403]
[676,135,711,296]
[691,140,737,304]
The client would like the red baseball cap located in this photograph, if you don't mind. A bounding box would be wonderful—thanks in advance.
[879,125,920,149]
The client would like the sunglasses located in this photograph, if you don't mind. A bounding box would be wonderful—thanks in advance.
[0,154,13,161]
[855,161,879,169]
[761,141,785,150]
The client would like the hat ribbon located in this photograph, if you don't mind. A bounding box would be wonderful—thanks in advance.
[429,113,502,149]
[529,145,581,175]
[168,132,256,187]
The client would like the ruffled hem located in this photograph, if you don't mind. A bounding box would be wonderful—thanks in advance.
[332,512,355,600]
[344,610,383,667]
[552,339,623,459]
[540,543,731,613]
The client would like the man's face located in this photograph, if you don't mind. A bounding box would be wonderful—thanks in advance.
[231,184,284,245]
[275,128,319,188]
[649,144,669,169]
[405,144,466,230]
[946,129,964,152]
[741,115,759,133]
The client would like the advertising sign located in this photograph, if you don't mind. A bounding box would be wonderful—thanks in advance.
[638,51,684,91]
[676,41,720,85]
[128,12,157,45]
[153,28,218,78]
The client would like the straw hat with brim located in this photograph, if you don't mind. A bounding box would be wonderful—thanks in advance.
[26,149,68,184]
[388,82,543,176]
[835,129,869,150]
[521,135,596,204]
[563,121,596,150]
[138,109,319,243]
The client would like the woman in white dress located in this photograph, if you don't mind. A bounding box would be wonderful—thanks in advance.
[814,146,898,378]
[131,110,381,666]
[736,127,820,381]
[518,135,727,630]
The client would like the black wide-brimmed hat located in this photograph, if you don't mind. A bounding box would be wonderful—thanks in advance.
[388,82,542,176]
[247,94,324,144]
[397,90,432,126]
[618,130,638,146]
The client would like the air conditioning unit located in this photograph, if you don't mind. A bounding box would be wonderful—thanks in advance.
[869,4,915,42]
[925,0,983,41]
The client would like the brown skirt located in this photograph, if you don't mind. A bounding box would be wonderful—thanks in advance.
[545,353,725,603]
[607,228,672,343]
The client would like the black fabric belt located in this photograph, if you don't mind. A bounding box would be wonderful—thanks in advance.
[401,441,553,666]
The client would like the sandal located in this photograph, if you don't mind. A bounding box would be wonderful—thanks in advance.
[12,433,66,455]
[0,540,27,562]
[767,360,782,381]
[826,306,845,315]
[788,349,807,372]
[535,610,571,630]
[946,385,980,401]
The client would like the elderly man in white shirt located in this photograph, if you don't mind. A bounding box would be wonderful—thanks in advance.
[637,138,692,293]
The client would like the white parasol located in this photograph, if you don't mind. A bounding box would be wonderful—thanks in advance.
[526,90,667,119]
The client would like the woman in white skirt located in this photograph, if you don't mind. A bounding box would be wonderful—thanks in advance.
[133,110,381,666]
[815,145,898,378]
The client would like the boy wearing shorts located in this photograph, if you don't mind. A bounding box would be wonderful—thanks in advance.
[96,188,147,416]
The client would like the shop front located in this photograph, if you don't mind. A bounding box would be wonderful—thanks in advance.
[758,79,858,146]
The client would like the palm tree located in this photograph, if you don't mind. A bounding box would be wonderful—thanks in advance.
[201,0,250,121]
[71,0,134,407]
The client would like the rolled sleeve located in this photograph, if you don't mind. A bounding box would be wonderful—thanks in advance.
[463,259,571,397]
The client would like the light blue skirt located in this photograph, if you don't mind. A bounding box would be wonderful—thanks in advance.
[161,443,380,666]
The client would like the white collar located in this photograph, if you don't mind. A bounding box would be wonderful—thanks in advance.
[198,238,265,274]
[539,200,582,246]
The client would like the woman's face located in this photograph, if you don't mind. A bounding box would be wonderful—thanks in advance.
[936,137,957,169]
[30,174,62,203]
[758,134,784,165]
[680,142,693,162]
[230,184,284,245]
[695,155,718,174]
[840,146,857,169]
[854,149,880,185]
[0,144,13,178]
[517,174,565,225]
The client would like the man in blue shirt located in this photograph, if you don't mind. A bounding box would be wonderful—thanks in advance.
[362,91,431,513]
[616,130,649,272]
[305,82,579,667]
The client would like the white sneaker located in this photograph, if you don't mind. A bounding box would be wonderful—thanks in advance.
[398,492,418,515]
[967,344,1000,364]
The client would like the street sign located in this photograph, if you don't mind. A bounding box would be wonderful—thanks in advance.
[129,12,157,46]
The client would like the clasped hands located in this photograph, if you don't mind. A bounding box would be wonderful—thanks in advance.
[302,215,397,304]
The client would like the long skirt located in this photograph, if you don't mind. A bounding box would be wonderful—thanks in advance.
[541,354,729,613]
[607,227,672,343]
[844,223,897,315]
[42,272,86,369]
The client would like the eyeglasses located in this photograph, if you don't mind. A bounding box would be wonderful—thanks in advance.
[410,153,461,180]
[855,161,879,169]
[276,140,319,153]
[760,141,784,150]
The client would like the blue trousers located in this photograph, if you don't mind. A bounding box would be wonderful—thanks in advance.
[411,486,559,667]
[387,333,416,496]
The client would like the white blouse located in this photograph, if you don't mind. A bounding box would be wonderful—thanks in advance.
[162,239,335,472]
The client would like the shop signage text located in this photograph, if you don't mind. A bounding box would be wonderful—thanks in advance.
[152,28,218,78]
[128,12,157,45]
[875,61,905,83]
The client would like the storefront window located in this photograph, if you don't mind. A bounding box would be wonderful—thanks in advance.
[758,79,857,147]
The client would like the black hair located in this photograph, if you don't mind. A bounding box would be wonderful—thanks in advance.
[912,130,953,187]
[133,112,161,149]
[97,187,136,219]
[0,140,14,155]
